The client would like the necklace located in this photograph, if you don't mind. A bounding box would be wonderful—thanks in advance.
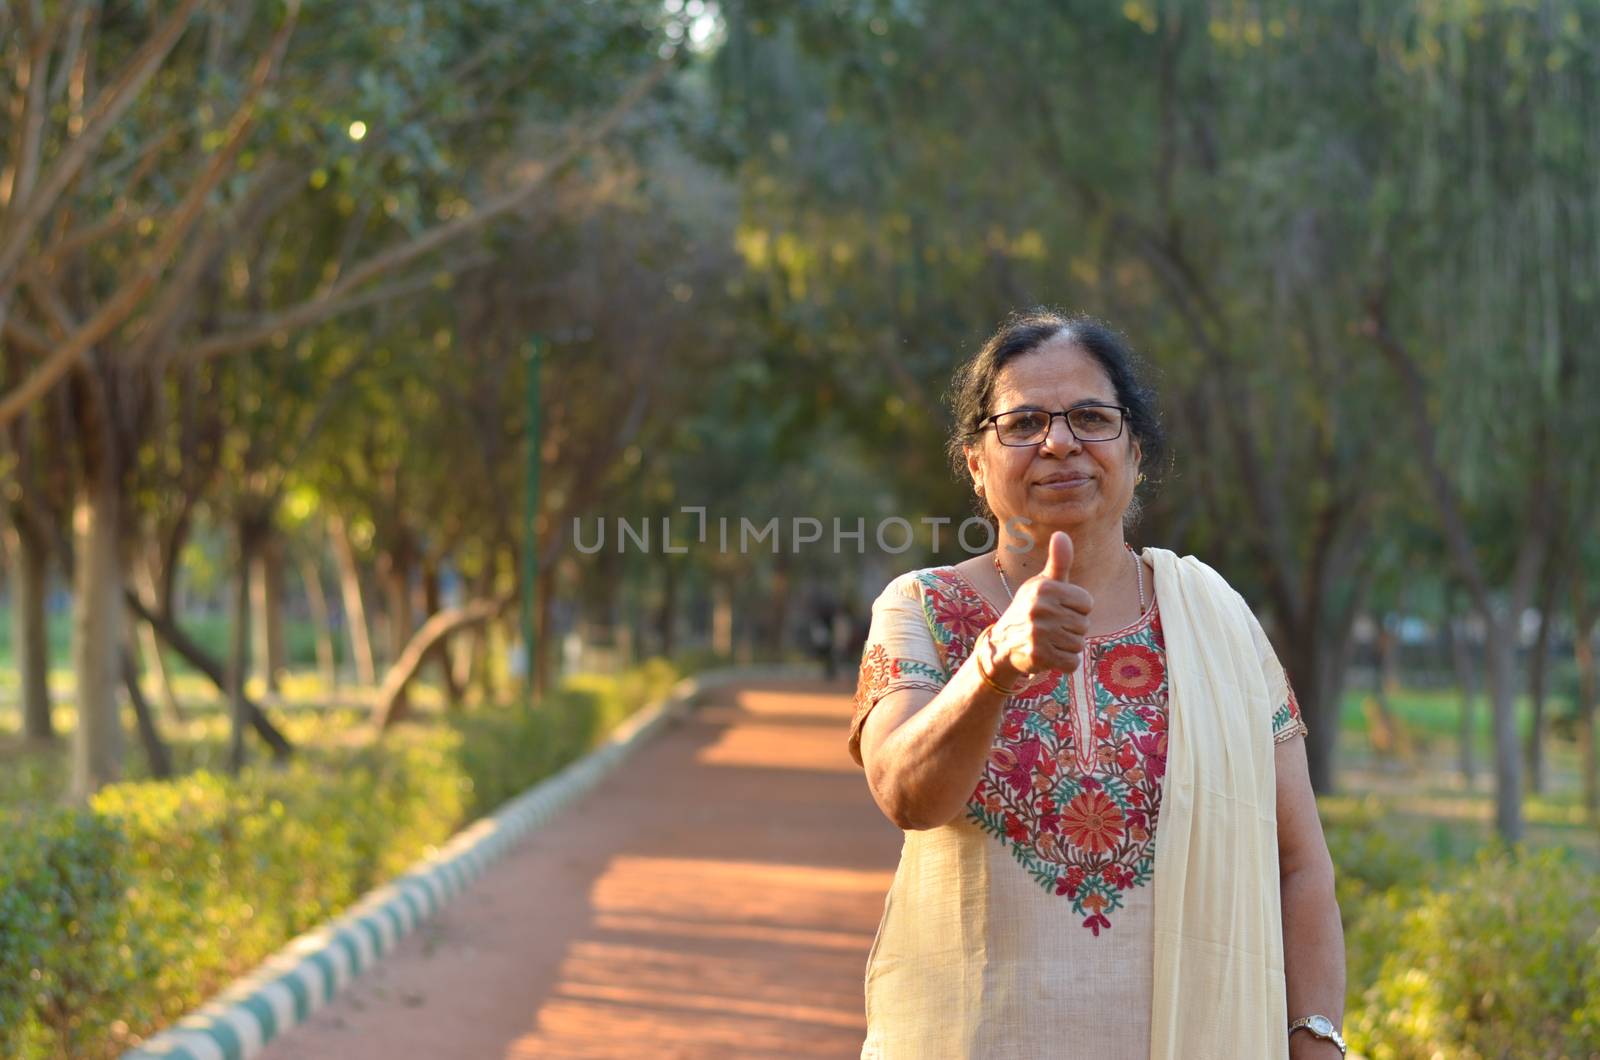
[994,542,1146,614]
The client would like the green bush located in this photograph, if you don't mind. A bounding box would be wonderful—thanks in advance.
[0,660,680,1059]
[0,807,139,1059]
[1344,844,1600,1059]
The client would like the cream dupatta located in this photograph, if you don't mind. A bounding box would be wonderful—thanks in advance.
[1144,547,1288,1059]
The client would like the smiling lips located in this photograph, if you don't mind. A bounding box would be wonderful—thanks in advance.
[1035,472,1093,489]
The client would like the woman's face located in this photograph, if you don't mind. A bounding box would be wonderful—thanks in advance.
[965,338,1142,540]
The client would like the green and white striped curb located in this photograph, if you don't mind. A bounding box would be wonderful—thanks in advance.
[118,669,806,1060]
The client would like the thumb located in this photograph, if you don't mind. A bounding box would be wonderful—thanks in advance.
[1041,531,1074,582]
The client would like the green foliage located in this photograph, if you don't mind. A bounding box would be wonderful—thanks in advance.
[0,661,678,1059]
[0,809,138,1060]
[1340,841,1600,1059]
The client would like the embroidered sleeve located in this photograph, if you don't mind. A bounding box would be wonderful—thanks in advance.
[848,572,948,768]
[1245,608,1309,745]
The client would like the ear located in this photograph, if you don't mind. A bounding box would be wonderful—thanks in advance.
[1130,436,1144,482]
[966,442,985,495]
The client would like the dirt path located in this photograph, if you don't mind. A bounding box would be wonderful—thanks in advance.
[257,678,900,1059]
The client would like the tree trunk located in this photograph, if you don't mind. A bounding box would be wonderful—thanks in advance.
[656,556,678,660]
[373,596,509,730]
[329,512,376,684]
[1445,612,1479,787]
[6,515,55,743]
[125,589,292,758]
[380,545,413,716]
[250,526,285,694]
[1282,601,1363,795]
[299,554,338,692]
[1481,622,1524,843]
[227,519,256,772]
[1523,559,1560,796]
[764,564,790,659]
[69,469,124,802]
[1365,619,1415,767]
[712,579,733,658]
[133,549,183,723]
[1573,579,1598,820]
[121,646,171,779]
[421,558,461,710]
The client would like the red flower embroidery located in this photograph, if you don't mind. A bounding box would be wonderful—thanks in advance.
[1056,864,1088,897]
[1061,790,1126,855]
[1096,642,1164,699]
[989,738,1041,797]
[932,595,988,639]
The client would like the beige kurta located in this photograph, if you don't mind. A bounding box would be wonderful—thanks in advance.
[849,558,1306,1059]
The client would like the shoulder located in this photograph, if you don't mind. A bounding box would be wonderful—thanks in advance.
[874,565,963,605]
[1143,547,1263,629]
[1144,547,1248,600]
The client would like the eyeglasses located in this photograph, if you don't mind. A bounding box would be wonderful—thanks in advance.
[980,405,1129,446]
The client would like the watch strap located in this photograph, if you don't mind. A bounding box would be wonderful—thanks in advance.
[1287,1015,1347,1057]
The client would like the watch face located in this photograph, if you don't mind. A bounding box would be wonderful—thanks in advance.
[1309,1015,1335,1036]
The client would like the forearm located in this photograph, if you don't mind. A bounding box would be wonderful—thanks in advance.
[1281,862,1347,1058]
[870,651,1011,830]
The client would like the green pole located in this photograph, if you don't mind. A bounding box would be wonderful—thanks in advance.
[521,335,544,714]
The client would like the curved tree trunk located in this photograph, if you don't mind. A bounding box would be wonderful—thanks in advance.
[133,548,183,723]
[121,645,171,778]
[6,515,55,743]
[374,595,509,730]
[124,589,292,758]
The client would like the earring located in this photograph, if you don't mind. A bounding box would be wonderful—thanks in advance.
[1136,472,1146,485]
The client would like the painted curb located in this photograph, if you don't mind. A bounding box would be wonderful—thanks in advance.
[119,666,819,1060]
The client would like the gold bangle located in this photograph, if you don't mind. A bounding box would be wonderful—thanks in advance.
[973,628,1019,696]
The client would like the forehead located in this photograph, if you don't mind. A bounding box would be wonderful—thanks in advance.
[990,338,1116,408]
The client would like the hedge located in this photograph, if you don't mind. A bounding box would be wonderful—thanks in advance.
[0,659,680,1059]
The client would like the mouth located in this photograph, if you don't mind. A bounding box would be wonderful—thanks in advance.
[1034,472,1094,490]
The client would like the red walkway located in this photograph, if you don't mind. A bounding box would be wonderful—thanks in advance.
[257,678,900,1059]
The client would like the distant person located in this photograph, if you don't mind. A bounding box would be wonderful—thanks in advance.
[848,311,1344,1059]
[809,598,839,680]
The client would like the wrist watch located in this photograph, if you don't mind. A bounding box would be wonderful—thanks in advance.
[1288,1014,1347,1056]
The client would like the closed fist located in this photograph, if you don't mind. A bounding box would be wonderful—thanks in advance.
[988,531,1093,680]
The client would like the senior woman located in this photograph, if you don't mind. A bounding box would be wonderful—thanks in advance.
[849,311,1346,1059]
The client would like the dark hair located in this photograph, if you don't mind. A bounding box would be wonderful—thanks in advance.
[944,309,1166,521]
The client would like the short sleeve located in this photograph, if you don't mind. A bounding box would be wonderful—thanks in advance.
[848,573,949,767]
[1244,608,1309,745]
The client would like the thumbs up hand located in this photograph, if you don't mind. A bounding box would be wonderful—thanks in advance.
[987,531,1094,681]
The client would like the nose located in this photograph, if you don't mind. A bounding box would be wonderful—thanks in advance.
[1039,413,1082,456]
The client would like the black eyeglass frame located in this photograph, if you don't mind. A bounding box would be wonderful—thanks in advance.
[977,404,1132,447]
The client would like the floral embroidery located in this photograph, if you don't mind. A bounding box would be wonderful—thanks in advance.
[914,568,1168,937]
[1096,643,1164,699]
[930,594,989,639]
[851,642,946,761]
[855,643,945,714]
[1060,790,1125,855]
[1272,684,1309,743]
